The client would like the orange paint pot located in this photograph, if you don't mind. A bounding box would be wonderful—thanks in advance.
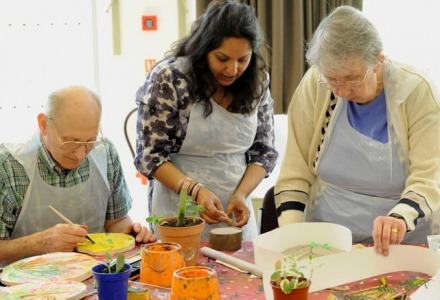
[140,242,185,288]
[170,266,220,300]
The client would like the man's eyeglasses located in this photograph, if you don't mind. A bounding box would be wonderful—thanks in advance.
[318,66,372,90]
[53,126,105,151]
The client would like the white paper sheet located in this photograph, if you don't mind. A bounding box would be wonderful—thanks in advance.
[411,266,440,299]
[252,222,440,299]
[253,222,353,271]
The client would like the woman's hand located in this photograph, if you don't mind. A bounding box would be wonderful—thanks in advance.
[372,215,407,256]
[195,187,230,224]
[225,195,250,227]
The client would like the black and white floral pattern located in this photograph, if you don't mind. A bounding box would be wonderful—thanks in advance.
[134,57,278,178]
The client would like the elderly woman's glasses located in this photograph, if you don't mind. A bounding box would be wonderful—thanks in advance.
[318,67,372,89]
[53,126,105,151]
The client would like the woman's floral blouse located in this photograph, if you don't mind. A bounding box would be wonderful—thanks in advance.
[134,57,278,179]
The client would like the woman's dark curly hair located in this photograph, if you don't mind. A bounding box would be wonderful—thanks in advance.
[166,0,270,116]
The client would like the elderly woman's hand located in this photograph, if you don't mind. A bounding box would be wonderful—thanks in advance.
[372,215,407,256]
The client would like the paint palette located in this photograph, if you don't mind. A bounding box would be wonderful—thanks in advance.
[0,252,98,286]
[0,280,88,300]
[76,232,135,256]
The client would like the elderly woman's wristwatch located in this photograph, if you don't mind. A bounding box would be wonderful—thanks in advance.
[388,213,408,231]
[388,213,404,220]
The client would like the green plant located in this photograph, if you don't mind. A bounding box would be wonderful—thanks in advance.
[96,252,126,274]
[146,189,205,227]
[270,242,330,294]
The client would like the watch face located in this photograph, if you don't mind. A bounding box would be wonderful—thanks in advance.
[389,213,404,219]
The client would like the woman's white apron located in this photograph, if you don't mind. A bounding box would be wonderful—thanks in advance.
[308,101,431,243]
[152,100,259,241]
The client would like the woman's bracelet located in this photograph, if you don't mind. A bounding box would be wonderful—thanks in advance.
[174,176,186,194]
[173,176,205,204]
[190,183,204,204]
[174,176,192,194]
[174,176,201,196]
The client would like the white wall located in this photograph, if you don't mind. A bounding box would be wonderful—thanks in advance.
[96,0,197,223]
[0,0,195,224]
[363,0,440,85]
[1,0,439,224]
[95,1,183,223]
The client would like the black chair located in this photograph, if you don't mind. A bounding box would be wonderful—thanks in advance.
[123,107,138,158]
[259,186,279,234]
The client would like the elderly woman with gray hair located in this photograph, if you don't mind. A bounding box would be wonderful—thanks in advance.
[275,6,440,256]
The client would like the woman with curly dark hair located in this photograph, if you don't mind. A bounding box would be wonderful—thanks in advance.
[135,0,278,241]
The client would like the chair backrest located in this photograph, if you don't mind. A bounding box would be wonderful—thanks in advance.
[260,186,279,234]
[123,107,138,158]
[251,114,287,199]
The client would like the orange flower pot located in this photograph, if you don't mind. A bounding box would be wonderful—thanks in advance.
[157,217,205,266]
[140,242,185,288]
[170,266,220,300]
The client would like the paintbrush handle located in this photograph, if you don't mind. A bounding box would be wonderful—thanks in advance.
[48,205,95,244]
[49,205,75,225]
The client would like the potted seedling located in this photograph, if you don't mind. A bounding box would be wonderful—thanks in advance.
[92,252,132,300]
[146,189,206,266]
[270,242,330,300]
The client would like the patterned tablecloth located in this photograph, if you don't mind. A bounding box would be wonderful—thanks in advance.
[83,241,431,299]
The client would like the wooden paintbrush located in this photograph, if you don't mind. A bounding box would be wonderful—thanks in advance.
[49,205,96,244]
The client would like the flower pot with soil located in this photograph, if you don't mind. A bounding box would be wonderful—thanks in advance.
[270,242,331,300]
[92,253,132,300]
[147,189,205,266]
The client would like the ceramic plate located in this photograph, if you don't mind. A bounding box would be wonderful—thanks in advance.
[0,280,88,300]
[0,252,98,286]
[76,232,135,256]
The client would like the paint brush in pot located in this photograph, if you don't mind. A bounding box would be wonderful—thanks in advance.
[48,205,96,244]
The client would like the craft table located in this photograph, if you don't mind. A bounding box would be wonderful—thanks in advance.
[82,241,431,299]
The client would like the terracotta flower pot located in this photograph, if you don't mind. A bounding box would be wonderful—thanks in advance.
[140,242,185,288]
[157,216,205,266]
[170,266,220,300]
[270,278,310,300]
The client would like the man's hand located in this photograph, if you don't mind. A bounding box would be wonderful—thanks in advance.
[42,223,89,253]
[124,223,156,243]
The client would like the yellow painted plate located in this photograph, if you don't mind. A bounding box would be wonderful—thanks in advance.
[76,232,135,256]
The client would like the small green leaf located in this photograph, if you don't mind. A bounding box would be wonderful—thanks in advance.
[146,215,164,225]
[271,270,282,281]
[115,253,125,273]
[105,252,112,261]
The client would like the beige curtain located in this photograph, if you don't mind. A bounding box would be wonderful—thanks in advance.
[195,0,363,113]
